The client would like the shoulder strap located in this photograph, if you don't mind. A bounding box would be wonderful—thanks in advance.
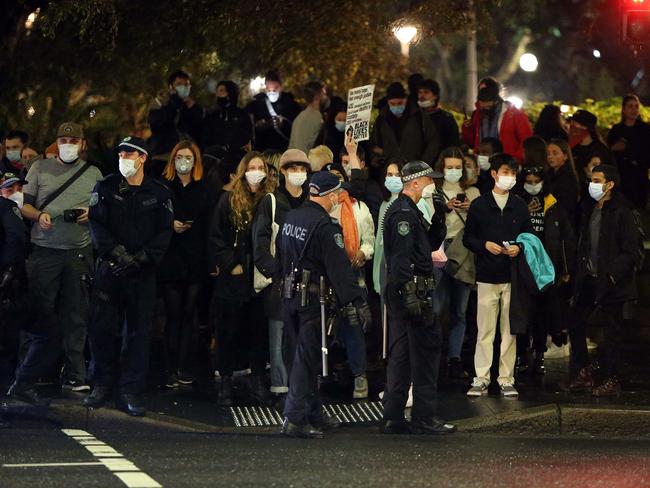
[441,190,466,224]
[269,193,276,222]
[37,162,92,211]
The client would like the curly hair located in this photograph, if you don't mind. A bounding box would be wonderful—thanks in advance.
[224,151,274,230]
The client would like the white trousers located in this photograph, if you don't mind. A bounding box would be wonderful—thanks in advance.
[473,282,516,385]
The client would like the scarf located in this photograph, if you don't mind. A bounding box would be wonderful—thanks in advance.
[338,190,360,261]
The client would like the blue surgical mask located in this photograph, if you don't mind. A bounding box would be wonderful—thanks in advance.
[175,85,191,99]
[384,176,403,194]
[389,104,406,117]
[335,121,346,132]
[465,168,475,180]
[444,168,463,184]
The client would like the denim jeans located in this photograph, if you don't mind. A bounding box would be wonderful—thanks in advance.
[269,319,288,393]
[433,268,471,359]
[338,317,367,377]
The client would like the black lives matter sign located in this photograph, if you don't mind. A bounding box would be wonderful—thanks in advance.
[345,84,375,142]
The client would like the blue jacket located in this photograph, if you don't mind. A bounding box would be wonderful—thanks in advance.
[516,232,555,291]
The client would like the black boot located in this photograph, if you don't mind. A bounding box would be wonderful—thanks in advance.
[218,376,233,407]
[533,353,545,376]
[280,418,324,439]
[83,386,112,408]
[250,375,271,406]
[7,382,51,407]
[116,393,146,417]
[448,358,468,380]
[410,417,457,435]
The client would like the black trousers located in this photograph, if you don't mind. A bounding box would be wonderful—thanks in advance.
[162,281,201,375]
[282,297,325,425]
[87,263,157,394]
[383,284,442,422]
[569,277,624,377]
[213,293,267,377]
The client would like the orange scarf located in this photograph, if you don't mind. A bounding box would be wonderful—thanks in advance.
[338,190,360,261]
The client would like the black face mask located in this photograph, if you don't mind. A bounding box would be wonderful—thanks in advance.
[217,97,229,109]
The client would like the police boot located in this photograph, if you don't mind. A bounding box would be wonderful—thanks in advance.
[280,418,324,439]
[218,376,233,407]
[83,386,112,408]
[250,375,271,406]
[7,381,51,407]
[116,393,146,417]
[410,417,457,435]
[311,410,341,431]
[380,419,412,435]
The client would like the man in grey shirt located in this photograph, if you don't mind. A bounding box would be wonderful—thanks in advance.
[288,81,327,154]
[9,122,102,404]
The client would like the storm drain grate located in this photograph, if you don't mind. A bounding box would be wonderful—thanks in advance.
[229,402,384,427]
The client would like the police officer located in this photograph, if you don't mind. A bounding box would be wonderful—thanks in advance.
[1,174,30,416]
[381,161,456,435]
[278,172,372,438]
[84,137,173,416]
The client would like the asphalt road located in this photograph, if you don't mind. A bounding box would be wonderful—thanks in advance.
[2,408,650,488]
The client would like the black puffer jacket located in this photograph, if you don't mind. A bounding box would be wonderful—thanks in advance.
[463,191,534,284]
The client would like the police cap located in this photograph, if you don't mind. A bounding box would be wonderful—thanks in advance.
[401,161,442,182]
[117,136,149,156]
[309,171,341,196]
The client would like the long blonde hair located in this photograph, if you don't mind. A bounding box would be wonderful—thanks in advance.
[224,151,274,230]
[163,140,204,181]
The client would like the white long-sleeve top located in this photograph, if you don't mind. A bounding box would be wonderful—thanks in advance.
[353,199,375,260]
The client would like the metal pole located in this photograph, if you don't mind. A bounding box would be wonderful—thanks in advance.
[465,0,478,113]
[319,276,329,377]
[382,303,388,359]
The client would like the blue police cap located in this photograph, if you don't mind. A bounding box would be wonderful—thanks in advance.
[309,171,341,196]
[401,161,442,182]
[117,136,149,156]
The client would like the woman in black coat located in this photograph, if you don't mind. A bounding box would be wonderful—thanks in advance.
[545,139,581,226]
[208,151,276,406]
[158,141,211,386]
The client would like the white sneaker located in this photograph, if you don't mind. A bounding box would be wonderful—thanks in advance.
[467,378,489,397]
[586,337,598,351]
[499,382,519,398]
[353,375,368,399]
[545,342,570,359]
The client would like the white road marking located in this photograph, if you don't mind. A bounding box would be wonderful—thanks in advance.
[114,472,162,488]
[3,462,104,468]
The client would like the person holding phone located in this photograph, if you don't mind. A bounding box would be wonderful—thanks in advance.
[463,153,534,398]
[157,140,211,388]
[432,147,480,379]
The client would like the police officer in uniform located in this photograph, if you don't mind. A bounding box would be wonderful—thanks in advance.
[381,161,456,435]
[278,172,372,438]
[84,137,173,416]
[1,178,29,423]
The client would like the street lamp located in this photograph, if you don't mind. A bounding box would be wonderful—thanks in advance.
[393,25,418,58]
[519,52,538,72]
[249,76,266,96]
[506,95,523,110]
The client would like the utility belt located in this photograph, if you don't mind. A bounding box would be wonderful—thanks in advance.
[282,269,334,307]
[412,274,436,298]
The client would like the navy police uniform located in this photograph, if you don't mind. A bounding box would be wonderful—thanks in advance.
[278,172,370,437]
[87,138,173,410]
[382,161,455,434]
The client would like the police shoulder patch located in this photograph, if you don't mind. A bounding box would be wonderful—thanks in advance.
[398,221,410,236]
[12,206,22,220]
[89,192,99,207]
[163,198,174,213]
[334,233,344,249]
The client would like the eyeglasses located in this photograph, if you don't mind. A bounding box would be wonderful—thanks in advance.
[175,155,194,162]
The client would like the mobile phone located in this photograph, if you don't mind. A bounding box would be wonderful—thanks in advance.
[456,193,466,203]
[502,241,511,249]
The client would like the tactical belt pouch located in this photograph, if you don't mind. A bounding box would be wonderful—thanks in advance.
[414,275,435,299]
[282,270,295,299]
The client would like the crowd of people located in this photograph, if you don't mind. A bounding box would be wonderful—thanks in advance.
[0,69,646,435]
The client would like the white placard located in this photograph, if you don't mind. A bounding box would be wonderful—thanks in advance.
[345,84,375,142]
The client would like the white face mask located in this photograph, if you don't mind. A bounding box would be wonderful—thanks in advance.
[495,174,517,192]
[524,182,543,196]
[329,194,341,217]
[342,163,352,177]
[477,154,491,171]
[119,157,140,178]
[58,143,80,163]
[245,170,266,186]
[588,182,607,201]
[267,91,280,103]
[417,99,435,109]
[287,172,307,187]
[6,149,22,162]
[444,168,463,184]
[422,183,437,199]
[8,191,24,208]
[175,156,194,175]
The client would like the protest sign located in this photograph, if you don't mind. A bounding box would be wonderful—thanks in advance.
[345,84,375,142]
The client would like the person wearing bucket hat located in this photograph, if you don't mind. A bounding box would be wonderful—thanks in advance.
[278,171,371,438]
[461,76,532,164]
[83,135,174,417]
[8,121,102,406]
[251,149,311,400]
[569,109,613,179]
[380,160,455,436]
[370,82,441,165]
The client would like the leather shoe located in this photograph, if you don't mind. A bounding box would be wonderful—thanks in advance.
[280,418,324,439]
[311,412,341,431]
[410,417,457,435]
[380,419,412,434]
[116,393,146,417]
[7,382,51,407]
[83,386,112,408]
[567,365,595,391]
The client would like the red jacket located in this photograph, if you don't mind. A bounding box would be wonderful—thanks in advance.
[461,101,532,163]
